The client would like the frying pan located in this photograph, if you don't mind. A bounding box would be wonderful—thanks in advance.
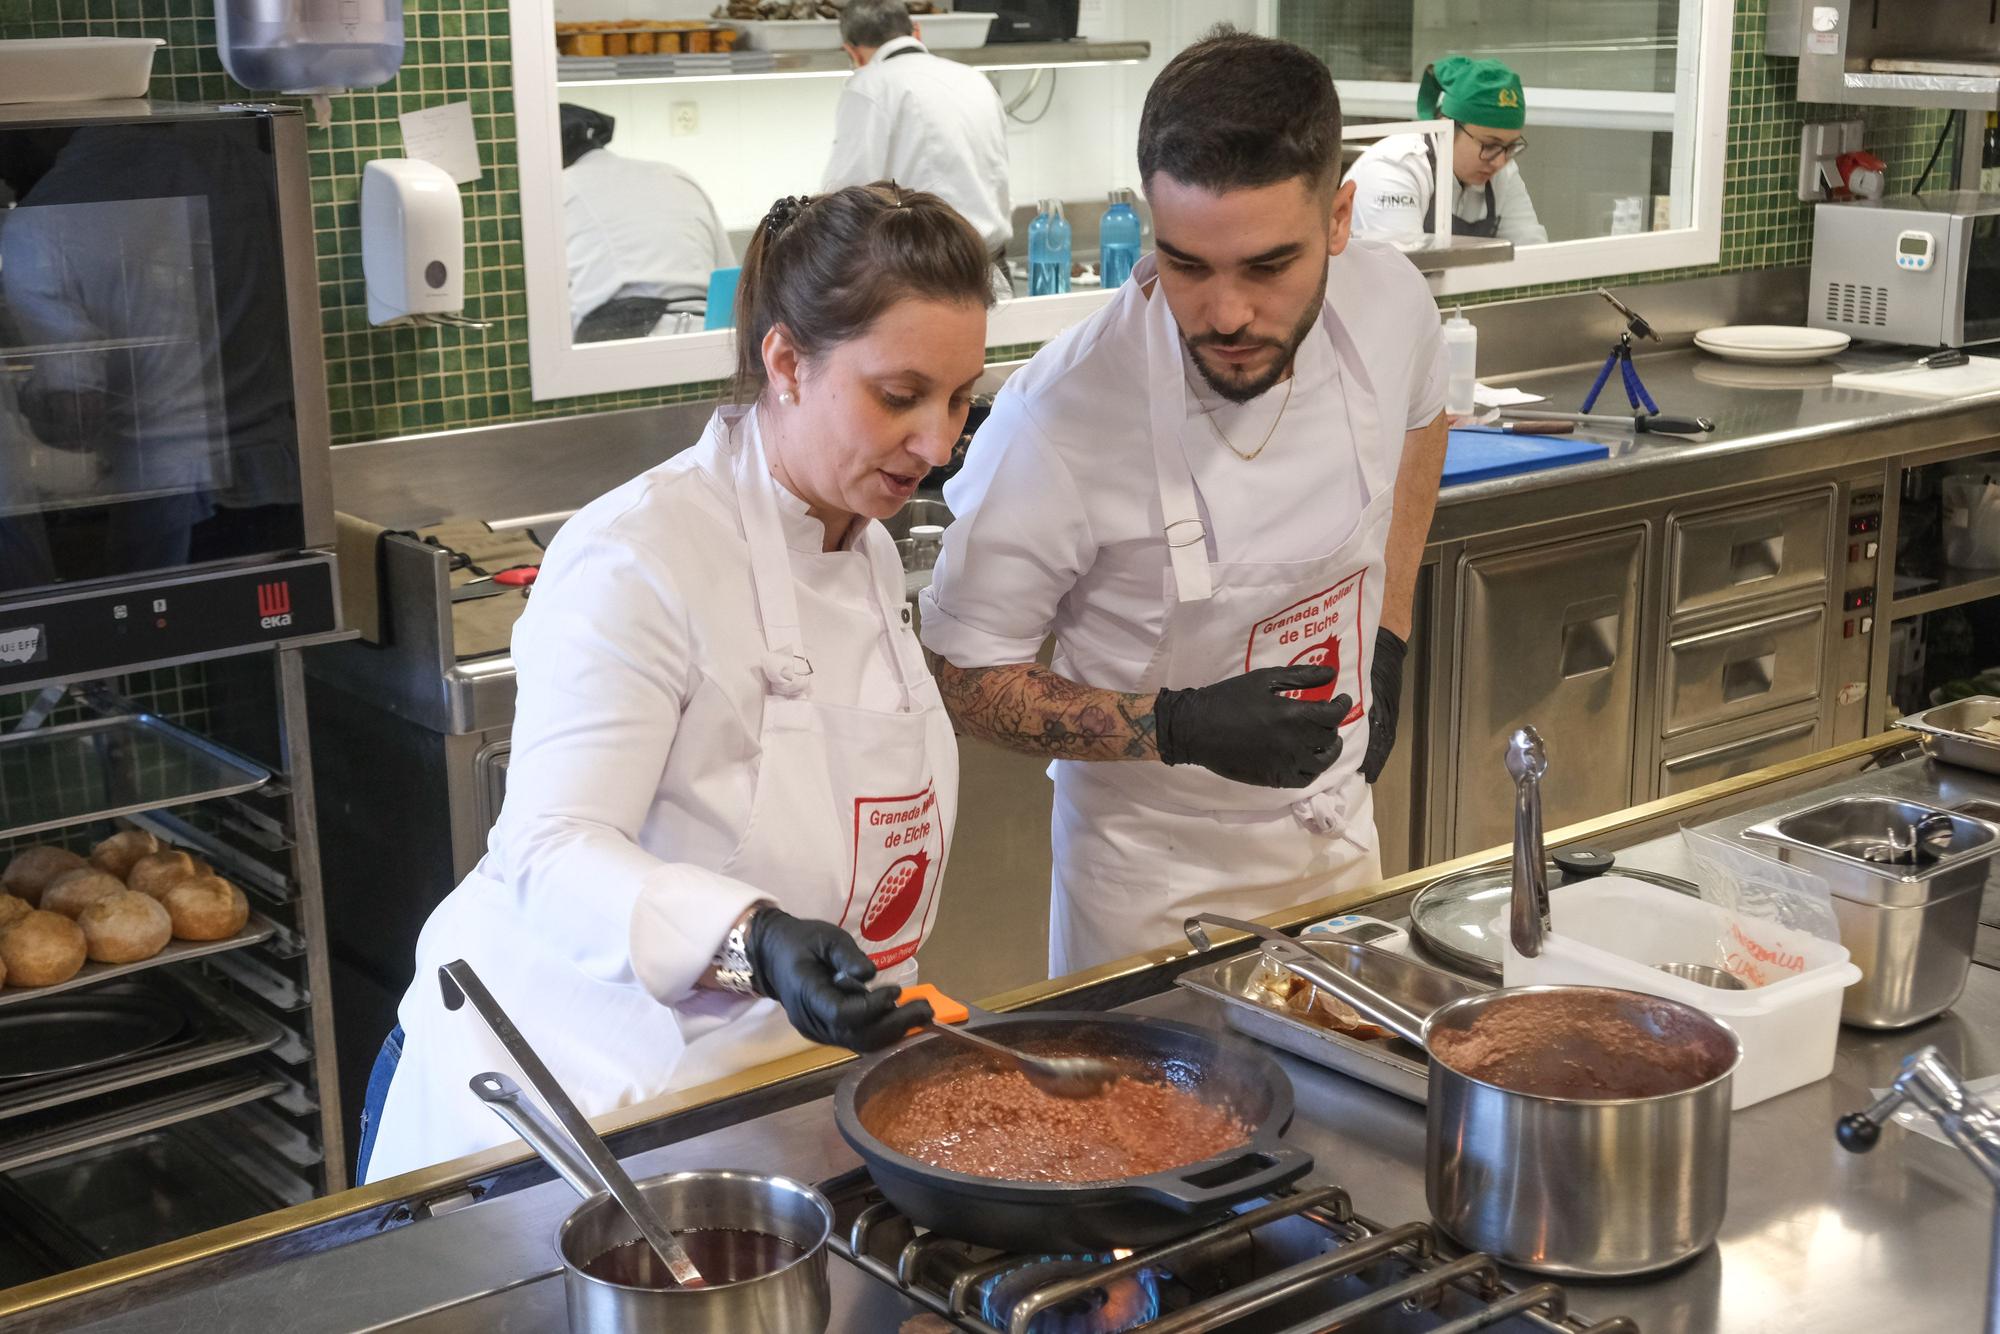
[833,1011,1310,1253]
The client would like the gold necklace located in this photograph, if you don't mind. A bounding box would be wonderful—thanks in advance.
[1195,371,1294,462]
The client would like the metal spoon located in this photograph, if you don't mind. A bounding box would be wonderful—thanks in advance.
[925,1019,1120,1099]
[1504,726,1551,960]
[440,959,706,1289]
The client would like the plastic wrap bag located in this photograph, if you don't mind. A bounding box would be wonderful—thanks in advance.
[1680,826,1842,987]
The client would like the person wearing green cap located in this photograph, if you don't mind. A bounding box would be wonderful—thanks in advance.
[1349,56,1548,247]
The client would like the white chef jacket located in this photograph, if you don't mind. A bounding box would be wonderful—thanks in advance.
[822,36,1012,255]
[565,147,735,331]
[920,237,1445,691]
[1348,133,1548,248]
[364,413,947,1182]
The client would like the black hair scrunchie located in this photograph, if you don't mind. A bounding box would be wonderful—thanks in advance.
[762,194,813,240]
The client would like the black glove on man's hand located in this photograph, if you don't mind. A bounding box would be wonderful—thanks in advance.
[1154,665,1353,789]
[1361,628,1408,785]
[745,908,933,1052]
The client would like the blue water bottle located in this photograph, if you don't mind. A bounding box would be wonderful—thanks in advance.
[1028,198,1071,297]
[1099,187,1141,287]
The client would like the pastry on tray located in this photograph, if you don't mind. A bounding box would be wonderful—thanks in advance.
[1,846,87,906]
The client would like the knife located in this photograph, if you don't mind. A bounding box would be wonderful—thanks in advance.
[1844,347,1970,376]
[1498,408,1715,436]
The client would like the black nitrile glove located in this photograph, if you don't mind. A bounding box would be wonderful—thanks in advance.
[1154,665,1353,789]
[745,908,933,1052]
[1361,628,1408,785]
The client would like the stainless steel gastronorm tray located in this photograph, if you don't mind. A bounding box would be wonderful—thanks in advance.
[1176,944,1486,1104]
[0,910,278,1009]
[1894,695,2000,776]
[0,713,271,842]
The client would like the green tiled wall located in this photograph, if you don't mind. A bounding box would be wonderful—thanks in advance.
[0,0,1964,445]
[0,0,729,444]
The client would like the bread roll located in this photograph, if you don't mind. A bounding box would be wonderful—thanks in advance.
[127,850,202,901]
[162,875,250,941]
[0,893,31,932]
[0,910,86,987]
[42,868,127,919]
[90,829,160,879]
[78,890,173,965]
[2,846,88,905]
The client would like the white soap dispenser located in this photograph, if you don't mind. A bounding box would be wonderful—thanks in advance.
[1442,306,1478,417]
[361,158,472,328]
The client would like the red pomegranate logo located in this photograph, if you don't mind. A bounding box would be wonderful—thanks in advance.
[861,849,930,942]
[1283,636,1341,701]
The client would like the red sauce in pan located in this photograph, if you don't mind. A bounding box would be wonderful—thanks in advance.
[867,1068,1252,1183]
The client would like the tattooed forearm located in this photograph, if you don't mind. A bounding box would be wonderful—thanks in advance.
[935,661,1161,762]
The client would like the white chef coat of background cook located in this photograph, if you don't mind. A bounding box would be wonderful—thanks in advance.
[821,36,1012,257]
[565,147,736,331]
[1348,133,1548,248]
[364,407,956,1181]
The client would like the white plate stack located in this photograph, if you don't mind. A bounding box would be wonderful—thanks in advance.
[1693,325,1852,364]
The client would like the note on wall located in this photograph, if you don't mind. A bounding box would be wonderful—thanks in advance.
[399,102,483,185]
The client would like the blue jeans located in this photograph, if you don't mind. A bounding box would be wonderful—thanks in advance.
[354,1024,404,1184]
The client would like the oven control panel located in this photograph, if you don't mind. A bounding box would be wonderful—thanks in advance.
[1833,483,1884,745]
[0,555,339,693]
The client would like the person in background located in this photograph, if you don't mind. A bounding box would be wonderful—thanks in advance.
[823,0,1012,295]
[561,103,735,342]
[1348,56,1547,247]
[919,29,1449,975]
[358,184,995,1183]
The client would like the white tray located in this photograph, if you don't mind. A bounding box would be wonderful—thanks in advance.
[0,38,161,104]
[727,18,843,50]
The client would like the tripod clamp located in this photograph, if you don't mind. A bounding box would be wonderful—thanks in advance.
[1581,288,1662,417]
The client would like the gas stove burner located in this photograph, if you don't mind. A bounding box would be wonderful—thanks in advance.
[977,1254,1165,1334]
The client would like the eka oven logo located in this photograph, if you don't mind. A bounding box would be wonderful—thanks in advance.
[257,581,293,630]
[0,625,45,666]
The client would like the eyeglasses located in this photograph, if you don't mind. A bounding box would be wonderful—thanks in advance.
[1457,126,1528,162]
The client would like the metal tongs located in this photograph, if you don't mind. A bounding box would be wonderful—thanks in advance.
[1838,1046,2000,1333]
[1505,726,1551,959]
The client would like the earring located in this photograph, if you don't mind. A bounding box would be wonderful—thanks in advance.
[778,390,795,405]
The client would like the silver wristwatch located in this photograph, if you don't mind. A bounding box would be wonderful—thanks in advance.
[711,909,762,995]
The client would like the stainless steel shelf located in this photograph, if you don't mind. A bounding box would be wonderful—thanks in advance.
[556,38,1148,86]
[0,910,278,1009]
[0,714,271,843]
[1887,569,2000,620]
[1398,234,1515,274]
[0,974,286,1123]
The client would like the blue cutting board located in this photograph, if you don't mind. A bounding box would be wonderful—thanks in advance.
[1443,428,1608,486]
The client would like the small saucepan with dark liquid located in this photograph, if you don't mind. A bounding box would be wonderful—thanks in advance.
[556,1168,832,1333]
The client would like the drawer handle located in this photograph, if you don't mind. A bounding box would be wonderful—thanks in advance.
[1721,651,1776,702]
[1729,534,1783,585]
[1559,607,1621,679]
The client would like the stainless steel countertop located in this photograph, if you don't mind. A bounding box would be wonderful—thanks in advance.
[1424,346,2000,541]
[37,747,2000,1334]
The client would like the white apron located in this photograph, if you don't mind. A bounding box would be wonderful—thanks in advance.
[365,408,956,1181]
[1047,277,1395,976]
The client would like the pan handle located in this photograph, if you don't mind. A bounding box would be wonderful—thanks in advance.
[1124,1144,1314,1213]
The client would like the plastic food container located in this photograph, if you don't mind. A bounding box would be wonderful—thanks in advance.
[912,11,996,46]
[1500,877,1860,1109]
[0,38,162,104]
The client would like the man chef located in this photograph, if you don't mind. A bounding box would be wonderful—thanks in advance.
[919,28,1450,975]
[1349,57,1547,247]
[822,0,1012,295]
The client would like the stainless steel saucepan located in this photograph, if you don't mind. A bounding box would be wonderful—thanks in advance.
[1284,948,1740,1277]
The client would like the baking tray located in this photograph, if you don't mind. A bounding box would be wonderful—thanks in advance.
[1894,696,2000,776]
[0,974,286,1122]
[0,1067,286,1175]
[0,713,270,842]
[0,1118,293,1264]
[0,908,277,1008]
[1176,943,1486,1104]
[0,986,182,1082]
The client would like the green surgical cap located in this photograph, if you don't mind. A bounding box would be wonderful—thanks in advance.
[1417,56,1526,131]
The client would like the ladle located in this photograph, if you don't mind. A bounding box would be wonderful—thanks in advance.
[439,959,705,1289]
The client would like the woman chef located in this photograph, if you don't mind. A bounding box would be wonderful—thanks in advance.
[358,183,995,1183]
[1348,57,1548,247]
